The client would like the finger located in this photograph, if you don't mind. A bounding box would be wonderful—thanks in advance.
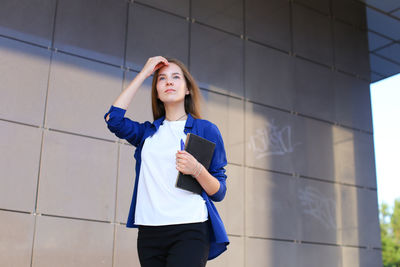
[176,158,186,165]
[177,157,189,164]
[154,62,166,72]
[159,56,169,64]
[177,157,186,162]
[155,56,168,65]
[177,150,188,155]
[178,153,191,161]
[176,153,185,159]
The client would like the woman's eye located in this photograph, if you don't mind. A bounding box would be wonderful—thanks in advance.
[158,77,165,80]
[173,76,180,79]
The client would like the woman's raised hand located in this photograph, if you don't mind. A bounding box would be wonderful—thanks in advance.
[141,56,169,78]
[109,56,168,110]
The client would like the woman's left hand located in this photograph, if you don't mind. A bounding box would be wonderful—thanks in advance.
[176,150,199,176]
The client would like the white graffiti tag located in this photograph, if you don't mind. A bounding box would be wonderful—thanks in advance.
[298,186,336,229]
[248,119,301,158]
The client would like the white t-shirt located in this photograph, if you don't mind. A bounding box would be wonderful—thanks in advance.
[134,119,208,226]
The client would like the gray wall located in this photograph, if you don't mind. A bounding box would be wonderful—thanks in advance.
[0,0,382,266]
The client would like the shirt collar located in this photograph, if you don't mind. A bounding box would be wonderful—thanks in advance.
[153,113,195,130]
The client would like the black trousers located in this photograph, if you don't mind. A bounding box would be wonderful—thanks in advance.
[137,221,210,267]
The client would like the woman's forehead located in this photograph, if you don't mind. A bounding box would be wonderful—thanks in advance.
[159,63,183,75]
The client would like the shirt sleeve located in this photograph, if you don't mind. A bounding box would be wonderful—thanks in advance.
[205,123,228,202]
[104,105,150,147]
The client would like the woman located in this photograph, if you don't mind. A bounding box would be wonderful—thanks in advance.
[104,56,229,267]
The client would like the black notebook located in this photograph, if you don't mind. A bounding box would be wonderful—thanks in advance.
[176,133,216,194]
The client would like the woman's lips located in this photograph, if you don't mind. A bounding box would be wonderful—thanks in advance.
[165,89,175,93]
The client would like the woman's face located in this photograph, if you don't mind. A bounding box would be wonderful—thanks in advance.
[156,63,189,105]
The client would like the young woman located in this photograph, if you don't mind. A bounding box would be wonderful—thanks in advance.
[104,56,229,267]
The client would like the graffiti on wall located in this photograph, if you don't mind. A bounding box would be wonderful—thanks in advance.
[298,186,337,229]
[248,119,301,158]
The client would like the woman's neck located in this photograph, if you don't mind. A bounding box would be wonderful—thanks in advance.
[164,103,187,121]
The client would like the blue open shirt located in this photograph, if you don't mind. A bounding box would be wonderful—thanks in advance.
[104,105,229,260]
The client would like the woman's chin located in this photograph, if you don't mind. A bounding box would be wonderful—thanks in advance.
[161,98,185,105]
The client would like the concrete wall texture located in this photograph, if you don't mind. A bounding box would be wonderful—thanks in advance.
[0,0,382,266]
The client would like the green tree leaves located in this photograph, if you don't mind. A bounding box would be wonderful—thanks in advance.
[380,199,400,267]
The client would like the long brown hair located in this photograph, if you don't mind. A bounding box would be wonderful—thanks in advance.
[151,57,203,120]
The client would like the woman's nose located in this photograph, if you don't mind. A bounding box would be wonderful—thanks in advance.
[166,79,173,86]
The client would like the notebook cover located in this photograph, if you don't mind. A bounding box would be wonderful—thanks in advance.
[176,133,216,194]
